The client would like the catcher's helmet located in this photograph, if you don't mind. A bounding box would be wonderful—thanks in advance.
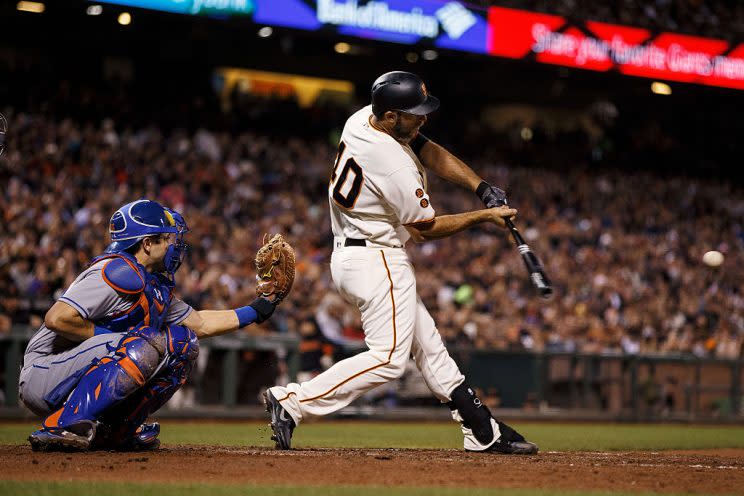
[371,71,440,117]
[105,199,179,254]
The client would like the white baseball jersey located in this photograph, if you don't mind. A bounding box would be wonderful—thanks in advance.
[329,105,435,247]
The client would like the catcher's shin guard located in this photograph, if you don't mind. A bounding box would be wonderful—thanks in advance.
[102,325,198,447]
[40,326,165,433]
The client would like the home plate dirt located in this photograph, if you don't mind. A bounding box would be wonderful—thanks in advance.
[1,445,743,493]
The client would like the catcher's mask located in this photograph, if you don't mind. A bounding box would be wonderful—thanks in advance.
[163,207,189,276]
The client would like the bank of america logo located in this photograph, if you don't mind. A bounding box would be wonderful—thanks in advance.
[317,1,477,40]
[436,2,476,40]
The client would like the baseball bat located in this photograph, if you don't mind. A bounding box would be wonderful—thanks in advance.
[504,218,553,298]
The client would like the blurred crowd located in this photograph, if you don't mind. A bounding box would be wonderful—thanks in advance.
[1,100,742,361]
[481,0,744,40]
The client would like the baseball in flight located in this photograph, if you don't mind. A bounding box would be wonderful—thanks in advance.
[702,250,724,267]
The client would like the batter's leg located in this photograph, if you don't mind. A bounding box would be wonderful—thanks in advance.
[267,249,418,448]
[410,297,538,455]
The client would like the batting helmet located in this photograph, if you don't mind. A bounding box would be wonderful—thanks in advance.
[371,71,440,117]
[105,199,179,254]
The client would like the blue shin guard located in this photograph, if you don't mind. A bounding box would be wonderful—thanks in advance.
[101,325,199,448]
[40,326,165,434]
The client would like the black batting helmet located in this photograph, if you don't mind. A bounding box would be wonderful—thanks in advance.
[371,71,440,117]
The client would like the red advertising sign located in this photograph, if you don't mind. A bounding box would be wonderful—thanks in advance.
[488,6,744,90]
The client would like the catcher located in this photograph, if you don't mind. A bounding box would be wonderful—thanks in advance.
[19,199,295,451]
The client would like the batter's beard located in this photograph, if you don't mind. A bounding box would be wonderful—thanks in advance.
[392,121,418,143]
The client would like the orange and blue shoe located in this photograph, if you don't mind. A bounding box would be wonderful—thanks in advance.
[122,422,161,451]
[28,420,97,452]
[94,422,161,451]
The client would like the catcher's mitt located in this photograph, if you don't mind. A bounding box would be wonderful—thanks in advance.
[255,233,296,302]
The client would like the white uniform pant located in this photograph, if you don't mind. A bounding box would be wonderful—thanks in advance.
[270,246,464,424]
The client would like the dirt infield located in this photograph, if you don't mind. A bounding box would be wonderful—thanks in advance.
[2,445,743,493]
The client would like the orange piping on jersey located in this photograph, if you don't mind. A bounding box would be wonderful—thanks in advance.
[153,298,164,313]
[167,326,174,353]
[101,258,145,294]
[94,383,102,400]
[118,356,145,385]
[403,215,436,227]
[278,392,296,402]
[368,115,388,135]
[380,251,397,360]
[299,250,397,403]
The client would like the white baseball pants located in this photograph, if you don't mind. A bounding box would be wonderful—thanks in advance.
[269,245,464,424]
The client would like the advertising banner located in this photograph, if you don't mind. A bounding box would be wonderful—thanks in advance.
[97,0,254,16]
[253,0,488,53]
[96,0,488,53]
[488,6,744,90]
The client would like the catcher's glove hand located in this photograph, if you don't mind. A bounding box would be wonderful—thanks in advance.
[255,233,296,302]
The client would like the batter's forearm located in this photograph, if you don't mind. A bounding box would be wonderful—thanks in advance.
[407,210,491,241]
[418,141,482,192]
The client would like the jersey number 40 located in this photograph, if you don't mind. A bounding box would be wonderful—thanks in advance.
[330,141,364,209]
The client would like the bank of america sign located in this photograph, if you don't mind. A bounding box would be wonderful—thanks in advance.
[316,0,477,40]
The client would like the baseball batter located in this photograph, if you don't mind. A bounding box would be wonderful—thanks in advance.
[20,199,289,451]
[265,71,538,455]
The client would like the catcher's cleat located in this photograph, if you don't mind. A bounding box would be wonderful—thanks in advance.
[263,390,295,450]
[29,420,97,452]
[127,422,161,451]
[93,422,161,451]
[468,421,538,455]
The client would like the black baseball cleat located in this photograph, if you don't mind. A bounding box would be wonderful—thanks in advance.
[470,420,539,455]
[263,390,295,450]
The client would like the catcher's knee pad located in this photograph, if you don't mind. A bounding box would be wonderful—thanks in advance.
[42,329,164,430]
[166,325,199,362]
[129,324,167,357]
[103,325,199,436]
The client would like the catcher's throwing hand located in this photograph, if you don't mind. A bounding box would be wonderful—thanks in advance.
[255,233,296,303]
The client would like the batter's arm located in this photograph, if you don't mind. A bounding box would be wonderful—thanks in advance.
[45,301,95,341]
[405,206,516,242]
[416,139,482,192]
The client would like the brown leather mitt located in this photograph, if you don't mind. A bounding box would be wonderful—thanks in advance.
[254,233,295,302]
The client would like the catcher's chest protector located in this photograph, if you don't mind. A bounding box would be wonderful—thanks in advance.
[92,253,175,332]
